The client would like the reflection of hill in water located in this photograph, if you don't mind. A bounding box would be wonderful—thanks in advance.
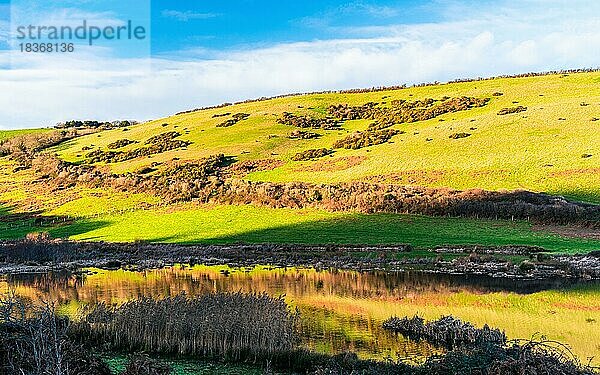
[2,266,590,303]
[2,265,599,362]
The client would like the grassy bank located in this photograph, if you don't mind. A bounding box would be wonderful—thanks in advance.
[1,204,594,253]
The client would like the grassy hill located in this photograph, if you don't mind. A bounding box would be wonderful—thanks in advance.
[1,71,599,252]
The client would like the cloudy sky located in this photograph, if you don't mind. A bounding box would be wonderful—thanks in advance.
[0,0,599,129]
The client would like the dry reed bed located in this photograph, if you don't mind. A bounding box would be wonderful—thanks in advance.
[78,293,299,361]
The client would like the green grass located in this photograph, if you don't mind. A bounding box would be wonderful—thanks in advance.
[0,204,591,253]
[0,72,599,249]
[53,72,600,203]
[0,128,51,142]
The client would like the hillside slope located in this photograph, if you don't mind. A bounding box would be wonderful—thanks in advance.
[1,71,599,251]
[56,72,600,202]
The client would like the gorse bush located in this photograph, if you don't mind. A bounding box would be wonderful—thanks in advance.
[79,293,299,361]
[277,112,341,130]
[107,139,138,150]
[328,96,489,127]
[55,120,136,130]
[216,113,250,128]
[291,148,333,161]
[333,129,400,149]
[86,132,191,163]
[449,133,471,139]
[289,130,321,139]
[497,106,527,115]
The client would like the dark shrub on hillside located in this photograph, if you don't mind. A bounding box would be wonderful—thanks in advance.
[55,120,136,130]
[492,92,504,96]
[277,112,341,130]
[212,112,231,118]
[289,130,321,139]
[328,96,489,131]
[292,148,333,161]
[216,113,250,128]
[497,106,527,115]
[107,139,138,149]
[0,129,79,166]
[333,129,400,149]
[87,132,191,163]
[79,293,299,361]
[449,133,471,139]
[144,131,181,145]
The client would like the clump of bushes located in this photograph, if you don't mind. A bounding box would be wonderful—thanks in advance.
[497,106,527,115]
[87,132,191,163]
[289,130,321,139]
[227,159,284,176]
[277,112,341,130]
[333,129,400,149]
[216,113,250,128]
[212,112,231,118]
[0,129,79,166]
[383,315,506,350]
[328,96,490,130]
[449,133,471,139]
[55,120,137,130]
[80,293,299,361]
[107,139,138,149]
[291,148,333,161]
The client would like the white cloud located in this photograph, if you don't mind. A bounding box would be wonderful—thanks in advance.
[1,1,600,128]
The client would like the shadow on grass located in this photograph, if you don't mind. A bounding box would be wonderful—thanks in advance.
[181,213,600,253]
[557,189,600,205]
[0,203,110,240]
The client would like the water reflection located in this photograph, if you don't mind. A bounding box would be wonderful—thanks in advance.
[1,265,599,363]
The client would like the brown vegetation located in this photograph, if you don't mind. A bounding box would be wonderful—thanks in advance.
[86,132,191,163]
[107,139,138,149]
[289,130,321,139]
[497,106,527,115]
[79,293,299,361]
[449,133,471,139]
[226,158,284,177]
[0,294,111,375]
[293,156,366,172]
[328,96,489,127]
[364,170,446,185]
[216,113,250,128]
[291,148,334,161]
[277,112,341,130]
[333,129,400,149]
[383,315,506,350]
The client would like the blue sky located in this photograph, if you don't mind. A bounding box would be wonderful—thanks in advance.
[150,1,439,53]
[0,1,599,128]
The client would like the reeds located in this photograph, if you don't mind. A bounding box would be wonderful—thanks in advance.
[383,315,506,350]
[78,292,299,361]
[0,294,111,375]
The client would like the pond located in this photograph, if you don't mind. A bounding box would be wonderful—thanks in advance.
[1,265,599,366]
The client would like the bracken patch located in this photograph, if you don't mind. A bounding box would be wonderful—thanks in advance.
[293,156,367,172]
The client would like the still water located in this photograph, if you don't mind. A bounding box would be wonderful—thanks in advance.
[1,265,599,365]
